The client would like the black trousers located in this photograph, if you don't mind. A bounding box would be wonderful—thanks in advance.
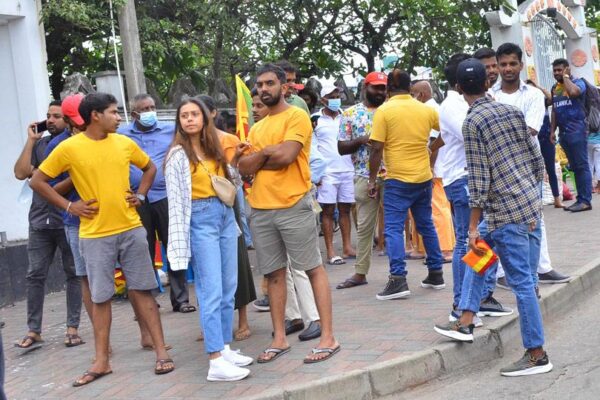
[137,197,189,308]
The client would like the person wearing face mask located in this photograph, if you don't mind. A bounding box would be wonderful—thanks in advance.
[118,94,195,315]
[313,84,356,266]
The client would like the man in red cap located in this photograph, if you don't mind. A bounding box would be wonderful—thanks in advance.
[276,60,311,115]
[335,72,388,289]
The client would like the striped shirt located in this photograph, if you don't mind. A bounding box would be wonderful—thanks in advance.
[463,97,544,231]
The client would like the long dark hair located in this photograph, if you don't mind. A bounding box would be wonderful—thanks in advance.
[168,97,230,179]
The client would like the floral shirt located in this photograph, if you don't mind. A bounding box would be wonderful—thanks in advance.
[338,103,384,178]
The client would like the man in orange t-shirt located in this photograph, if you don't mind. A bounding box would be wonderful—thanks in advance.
[238,63,339,364]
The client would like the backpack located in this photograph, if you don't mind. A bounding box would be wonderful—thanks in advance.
[581,78,600,133]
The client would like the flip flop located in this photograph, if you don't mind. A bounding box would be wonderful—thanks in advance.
[155,358,175,375]
[257,347,291,363]
[173,303,197,313]
[142,344,173,351]
[72,370,113,387]
[303,345,341,364]
[327,256,346,265]
[65,333,86,348]
[343,255,357,260]
[336,278,368,289]
[14,335,44,355]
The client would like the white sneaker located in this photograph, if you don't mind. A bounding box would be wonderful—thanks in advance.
[207,357,250,382]
[222,344,254,366]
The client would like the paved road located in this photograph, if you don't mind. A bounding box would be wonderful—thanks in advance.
[1,196,599,399]
[400,285,600,400]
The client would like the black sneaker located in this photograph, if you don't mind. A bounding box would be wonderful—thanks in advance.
[421,270,445,290]
[252,296,270,312]
[538,270,572,284]
[569,202,592,212]
[500,350,553,377]
[477,295,513,317]
[434,321,474,342]
[496,276,511,290]
[376,276,410,300]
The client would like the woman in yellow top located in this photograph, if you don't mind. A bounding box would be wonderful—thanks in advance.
[198,95,257,342]
[166,98,253,381]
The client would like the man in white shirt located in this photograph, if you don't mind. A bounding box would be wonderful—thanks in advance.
[435,54,488,325]
[480,43,571,303]
[410,80,455,262]
[314,84,356,265]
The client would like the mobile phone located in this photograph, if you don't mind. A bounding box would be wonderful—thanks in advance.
[36,120,47,133]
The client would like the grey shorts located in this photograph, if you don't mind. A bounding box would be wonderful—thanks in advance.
[249,193,323,275]
[79,226,157,303]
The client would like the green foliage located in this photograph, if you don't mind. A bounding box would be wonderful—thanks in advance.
[41,0,597,102]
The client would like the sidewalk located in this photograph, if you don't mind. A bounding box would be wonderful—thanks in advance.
[2,196,599,399]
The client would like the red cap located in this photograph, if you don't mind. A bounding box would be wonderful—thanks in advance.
[291,83,305,91]
[364,72,388,86]
[61,93,85,126]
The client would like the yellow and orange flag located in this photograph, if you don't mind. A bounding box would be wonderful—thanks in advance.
[235,75,254,142]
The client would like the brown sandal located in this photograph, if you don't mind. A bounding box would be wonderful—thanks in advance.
[72,370,113,387]
[154,358,175,375]
[65,333,85,347]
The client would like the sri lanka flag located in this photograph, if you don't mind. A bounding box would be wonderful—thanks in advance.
[235,75,254,142]
[462,239,498,276]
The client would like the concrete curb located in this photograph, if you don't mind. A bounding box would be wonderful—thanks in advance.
[246,256,600,400]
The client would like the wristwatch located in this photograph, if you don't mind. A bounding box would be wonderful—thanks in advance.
[135,193,146,203]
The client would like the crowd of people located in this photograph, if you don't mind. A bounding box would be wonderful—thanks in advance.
[5,40,598,392]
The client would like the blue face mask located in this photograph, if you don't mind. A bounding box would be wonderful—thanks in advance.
[327,98,341,112]
[138,111,157,127]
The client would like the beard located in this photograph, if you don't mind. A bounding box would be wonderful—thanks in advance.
[261,90,282,107]
[366,91,386,107]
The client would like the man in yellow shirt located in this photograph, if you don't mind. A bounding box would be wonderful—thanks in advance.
[368,69,445,301]
[239,63,339,364]
[30,93,174,386]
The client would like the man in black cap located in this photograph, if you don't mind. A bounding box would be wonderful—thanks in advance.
[433,59,553,378]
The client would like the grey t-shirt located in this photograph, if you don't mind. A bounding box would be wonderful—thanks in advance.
[28,134,64,230]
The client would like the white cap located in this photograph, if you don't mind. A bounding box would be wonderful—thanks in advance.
[320,83,339,98]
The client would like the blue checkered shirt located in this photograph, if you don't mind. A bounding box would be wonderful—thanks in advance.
[463,97,544,231]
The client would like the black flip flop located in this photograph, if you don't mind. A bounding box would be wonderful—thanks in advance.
[174,303,197,313]
[65,333,86,348]
[336,278,368,290]
[304,346,341,364]
[14,335,44,355]
[257,347,291,363]
[72,370,113,387]
[155,358,175,375]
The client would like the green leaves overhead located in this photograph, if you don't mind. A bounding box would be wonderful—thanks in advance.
[42,0,595,101]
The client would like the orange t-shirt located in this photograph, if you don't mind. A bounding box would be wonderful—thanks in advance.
[247,106,313,209]
[219,132,241,164]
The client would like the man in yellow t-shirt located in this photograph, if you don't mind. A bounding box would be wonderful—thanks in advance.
[30,93,174,386]
[368,69,445,301]
[238,63,339,364]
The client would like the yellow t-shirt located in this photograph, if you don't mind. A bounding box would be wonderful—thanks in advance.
[247,106,312,209]
[190,158,224,199]
[220,133,241,164]
[39,133,150,238]
[370,94,439,183]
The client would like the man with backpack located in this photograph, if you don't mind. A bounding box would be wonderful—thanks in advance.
[551,58,593,212]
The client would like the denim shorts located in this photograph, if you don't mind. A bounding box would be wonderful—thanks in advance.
[64,225,87,276]
[79,226,157,303]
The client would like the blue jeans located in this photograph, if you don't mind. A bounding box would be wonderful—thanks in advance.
[190,197,238,354]
[481,217,542,298]
[539,136,559,198]
[560,132,592,205]
[236,187,253,247]
[443,177,470,306]
[383,179,443,277]
[459,223,545,349]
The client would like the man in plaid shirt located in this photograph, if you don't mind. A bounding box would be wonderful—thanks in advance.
[434,59,552,378]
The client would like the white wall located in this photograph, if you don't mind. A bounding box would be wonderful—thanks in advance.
[0,0,51,240]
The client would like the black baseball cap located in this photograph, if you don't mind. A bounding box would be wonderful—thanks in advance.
[456,58,487,87]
